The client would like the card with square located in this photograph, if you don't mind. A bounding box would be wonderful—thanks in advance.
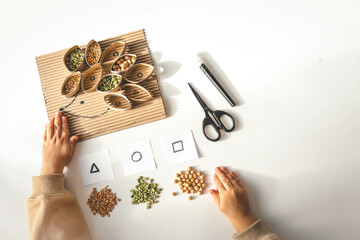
[78,150,115,186]
[117,140,156,176]
[161,130,199,165]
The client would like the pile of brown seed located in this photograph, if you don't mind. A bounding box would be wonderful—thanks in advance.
[63,75,80,95]
[173,166,206,200]
[86,42,101,66]
[86,185,121,217]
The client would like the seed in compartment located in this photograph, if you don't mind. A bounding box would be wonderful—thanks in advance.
[112,55,136,72]
[86,42,101,66]
[63,75,80,95]
[97,75,121,92]
[65,48,84,71]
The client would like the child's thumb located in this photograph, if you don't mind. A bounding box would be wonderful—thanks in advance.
[209,189,220,207]
[69,135,79,152]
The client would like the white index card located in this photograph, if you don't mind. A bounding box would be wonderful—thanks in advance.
[78,150,115,186]
[118,140,156,176]
[161,129,199,165]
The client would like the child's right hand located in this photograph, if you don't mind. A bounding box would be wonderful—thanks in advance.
[41,111,78,175]
[209,167,257,233]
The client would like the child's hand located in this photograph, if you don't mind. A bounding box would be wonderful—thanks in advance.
[209,167,257,233]
[41,111,79,175]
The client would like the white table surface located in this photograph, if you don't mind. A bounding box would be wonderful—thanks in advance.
[1,0,360,239]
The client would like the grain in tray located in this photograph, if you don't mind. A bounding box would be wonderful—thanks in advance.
[65,48,84,71]
[63,75,80,95]
[86,42,101,66]
[112,55,136,72]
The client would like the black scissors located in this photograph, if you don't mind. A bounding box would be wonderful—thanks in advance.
[188,83,235,141]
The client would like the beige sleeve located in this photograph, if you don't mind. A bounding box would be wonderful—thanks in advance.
[232,219,279,240]
[27,174,90,240]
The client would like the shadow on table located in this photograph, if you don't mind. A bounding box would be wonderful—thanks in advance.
[151,51,181,117]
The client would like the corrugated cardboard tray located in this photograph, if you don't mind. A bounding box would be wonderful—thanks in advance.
[36,29,166,141]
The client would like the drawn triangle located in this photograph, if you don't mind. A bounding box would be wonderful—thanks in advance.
[133,90,139,94]
[90,163,100,173]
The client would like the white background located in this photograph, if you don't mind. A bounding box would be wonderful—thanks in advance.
[1,0,360,239]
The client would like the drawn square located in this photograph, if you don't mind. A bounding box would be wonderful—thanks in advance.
[172,140,184,153]
[161,130,199,165]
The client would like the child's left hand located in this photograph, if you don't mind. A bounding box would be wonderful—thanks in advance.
[41,111,78,175]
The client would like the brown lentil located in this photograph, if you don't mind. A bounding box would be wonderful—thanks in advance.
[86,185,121,217]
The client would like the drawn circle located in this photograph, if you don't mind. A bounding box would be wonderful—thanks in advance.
[137,72,143,78]
[113,52,119,57]
[115,102,121,106]
[131,151,142,162]
[80,101,84,104]
[90,76,95,81]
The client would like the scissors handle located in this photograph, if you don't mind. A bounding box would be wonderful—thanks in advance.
[202,117,221,142]
[202,110,235,141]
[213,110,235,132]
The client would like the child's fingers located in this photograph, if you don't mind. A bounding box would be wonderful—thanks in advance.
[230,171,244,188]
[214,173,226,194]
[209,189,220,208]
[221,167,238,187]
[215,167,233,190]
[62,116,70,139]
[47,117,55,139]
[55,111,62,138]
[43,124,47,142]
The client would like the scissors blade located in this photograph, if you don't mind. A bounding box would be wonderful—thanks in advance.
[188,83,208,109]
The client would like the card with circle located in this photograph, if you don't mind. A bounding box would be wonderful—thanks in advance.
[117,140,156,176]
[78,150,114,186]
